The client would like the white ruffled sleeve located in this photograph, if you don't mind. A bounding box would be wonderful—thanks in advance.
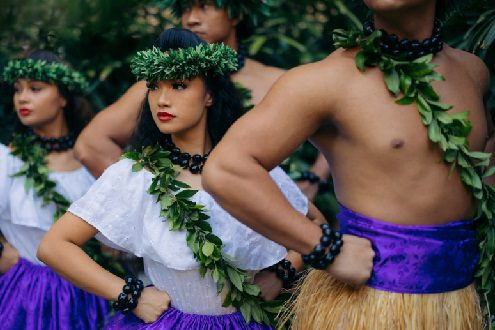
[68,159,149,256]
[269,166,309,215]
[0,144,12,220]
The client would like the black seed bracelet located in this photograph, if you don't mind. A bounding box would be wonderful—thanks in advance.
[112,275,144,313]
[266,259,298,289]
[302,224,344,270]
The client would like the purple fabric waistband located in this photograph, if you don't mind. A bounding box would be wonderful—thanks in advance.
[337,205,479,294]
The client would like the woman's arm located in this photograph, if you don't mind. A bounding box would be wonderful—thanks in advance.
[38,212,170,323]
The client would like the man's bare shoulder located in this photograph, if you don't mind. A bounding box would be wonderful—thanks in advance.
[445,46,490,92]
[274,48,359,92]
[245,59,285,86]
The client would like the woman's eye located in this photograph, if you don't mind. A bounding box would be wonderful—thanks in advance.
[31,86,42,92]
[146,82,158,91]
[172,82,186,90]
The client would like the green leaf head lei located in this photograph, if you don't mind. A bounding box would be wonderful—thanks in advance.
[161,0,272,27]
[332,28,495,315]
[2,58,89,93]
[130,43,238,82]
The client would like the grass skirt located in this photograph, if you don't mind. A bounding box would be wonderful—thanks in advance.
[281,270,483,330]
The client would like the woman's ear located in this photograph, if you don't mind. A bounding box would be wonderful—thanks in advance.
[205,92,213,107]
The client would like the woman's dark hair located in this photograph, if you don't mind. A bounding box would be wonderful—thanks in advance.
[129,28,245,150]
[13,50,94,138]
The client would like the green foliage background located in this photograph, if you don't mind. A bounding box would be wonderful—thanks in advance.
[0,0,494,220]
[0,0,494,325]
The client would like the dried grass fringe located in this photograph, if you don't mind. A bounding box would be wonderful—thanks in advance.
[279,270,484,330]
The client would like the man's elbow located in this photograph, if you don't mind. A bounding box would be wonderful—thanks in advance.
[202,159,228,197]
[73,136,93,165]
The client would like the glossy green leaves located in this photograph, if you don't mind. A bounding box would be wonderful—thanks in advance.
[124,145,282,326]
[332,27,495,313]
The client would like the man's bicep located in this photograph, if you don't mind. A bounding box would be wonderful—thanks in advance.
[221,70,327,169]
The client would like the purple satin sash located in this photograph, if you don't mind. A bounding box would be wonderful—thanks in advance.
[337,205,479,294]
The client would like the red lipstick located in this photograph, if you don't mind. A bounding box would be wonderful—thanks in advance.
[157,111,176,122]
[18,108,32,117]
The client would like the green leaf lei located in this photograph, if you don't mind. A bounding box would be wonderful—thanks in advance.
[131,44,238,82]
[333,29,495,311]
[161,0,272,27]
[9,133,125,276]
[2,59,89,93]
[10,133,70,221]
[123,145,283,326]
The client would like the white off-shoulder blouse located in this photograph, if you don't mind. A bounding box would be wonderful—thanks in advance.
[69,158,308,315]
[0,143,95,264]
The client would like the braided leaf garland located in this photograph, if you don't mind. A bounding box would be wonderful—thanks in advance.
[131,44,238,82]
[333,28,495,311]
[124,145,283,326]
[2,59,89,93]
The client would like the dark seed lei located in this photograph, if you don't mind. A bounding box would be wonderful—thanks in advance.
[362,19,443,60]
[124,145,283,326]
[26,128,75,152]
[162,137,209,174]
[235,44,248,72]
[333,27,495,316]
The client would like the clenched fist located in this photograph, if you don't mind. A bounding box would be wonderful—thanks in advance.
[133,287,171,323]
[327,234,374,287]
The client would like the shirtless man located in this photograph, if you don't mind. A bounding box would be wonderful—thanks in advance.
[75,0,284,177]
[204,0,492,328]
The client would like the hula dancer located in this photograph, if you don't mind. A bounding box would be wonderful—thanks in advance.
[0,50,109,329]
[38,28,321,329]
[75,0,285,177]
[204,0,493,329]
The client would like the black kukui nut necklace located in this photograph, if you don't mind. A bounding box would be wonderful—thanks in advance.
[163,137,209,174]
[363,19,444,60]
[25,128,75,152]
[235,44,248,72]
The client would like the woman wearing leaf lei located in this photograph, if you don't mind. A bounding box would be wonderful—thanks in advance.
[202,1,494,329]
[38,28,318,329]
[0,50,109,329]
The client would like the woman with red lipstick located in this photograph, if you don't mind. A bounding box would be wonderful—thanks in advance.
[38,28,323,329]
[0,50,109,329]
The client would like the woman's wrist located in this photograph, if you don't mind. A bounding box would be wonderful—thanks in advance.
[265,259,298,289]
[112,275,144,313]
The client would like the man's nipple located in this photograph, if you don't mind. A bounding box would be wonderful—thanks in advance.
[390,138,405,149]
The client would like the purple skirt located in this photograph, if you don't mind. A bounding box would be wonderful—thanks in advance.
[0,258,109,330]
[105,307,272,330]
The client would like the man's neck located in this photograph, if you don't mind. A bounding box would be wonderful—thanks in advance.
[221,30,239,51]
[373,5,436,41]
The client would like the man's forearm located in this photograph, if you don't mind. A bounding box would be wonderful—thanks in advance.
[203,160,322,255]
